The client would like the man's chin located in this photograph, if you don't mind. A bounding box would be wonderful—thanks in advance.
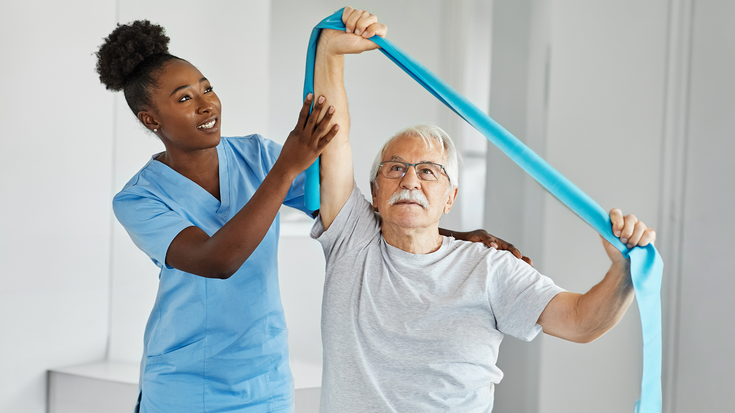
[382,210,431,228]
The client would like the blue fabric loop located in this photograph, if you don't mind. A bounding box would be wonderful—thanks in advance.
[303,9,663,413]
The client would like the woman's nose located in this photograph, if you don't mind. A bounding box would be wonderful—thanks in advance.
[197,95,215,114]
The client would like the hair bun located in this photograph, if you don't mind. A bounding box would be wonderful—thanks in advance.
[95,20,170,91]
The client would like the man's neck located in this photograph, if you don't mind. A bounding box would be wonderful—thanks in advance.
[381,223,443,254]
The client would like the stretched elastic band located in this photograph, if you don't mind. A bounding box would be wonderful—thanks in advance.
[303,9,663,412]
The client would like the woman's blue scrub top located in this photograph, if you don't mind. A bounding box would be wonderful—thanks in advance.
[113,135,312,412]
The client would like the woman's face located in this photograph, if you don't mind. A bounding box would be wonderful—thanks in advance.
[141,59,222,153]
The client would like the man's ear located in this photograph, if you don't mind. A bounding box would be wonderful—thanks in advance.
[370,181,379,212]
[443,186,458,215]
[137,110,160,133]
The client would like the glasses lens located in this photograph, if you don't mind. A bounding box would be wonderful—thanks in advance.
[416,163,441,181]
[382,162,408,179]
[381,162,443,181]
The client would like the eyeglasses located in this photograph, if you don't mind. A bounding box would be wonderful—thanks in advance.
[378,161,449,182]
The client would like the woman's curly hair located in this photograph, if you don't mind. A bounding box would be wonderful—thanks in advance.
[95,20,182,114]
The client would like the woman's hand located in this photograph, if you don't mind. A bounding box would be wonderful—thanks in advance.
[277,94,339,175]
[319,7,388,56]
[441,229,533,266]
[465,230,533,266]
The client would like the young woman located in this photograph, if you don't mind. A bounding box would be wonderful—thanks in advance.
[95,9,523,413]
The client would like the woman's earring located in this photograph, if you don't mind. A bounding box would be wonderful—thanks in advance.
[153,128,158,132]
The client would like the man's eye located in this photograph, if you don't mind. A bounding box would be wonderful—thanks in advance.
[420,168,436,176]
[391,164,406,172]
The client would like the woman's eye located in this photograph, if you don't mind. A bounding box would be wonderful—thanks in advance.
[178,95,191,102]
[204,86,214,93]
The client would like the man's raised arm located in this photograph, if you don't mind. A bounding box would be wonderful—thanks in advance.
[313,7,387,229]
[537,209,657,343]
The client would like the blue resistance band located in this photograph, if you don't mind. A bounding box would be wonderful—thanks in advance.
[303,9,663,412]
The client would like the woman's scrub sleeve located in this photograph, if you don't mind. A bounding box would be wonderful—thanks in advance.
[258,136,315,216]
[114,188,194,270]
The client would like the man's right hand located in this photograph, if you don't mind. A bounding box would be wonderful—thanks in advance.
[319,7,388,57]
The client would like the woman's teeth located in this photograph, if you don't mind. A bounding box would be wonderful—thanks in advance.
[198,119,216,129]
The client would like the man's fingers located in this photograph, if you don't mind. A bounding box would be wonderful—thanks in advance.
[627,221,647,248]
[362,22,388,39]
[620,214,638,244]
[609,208,656,249]
[609,208,624,237]
[354,13,378,36]
[343,8,365,33]
[639,228,656,247]
[341,6,355,32]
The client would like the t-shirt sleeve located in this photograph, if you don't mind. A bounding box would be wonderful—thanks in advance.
[113,188,194,270]
[488,253,564,341]
[257,136,315,217]
[310,182,381,260]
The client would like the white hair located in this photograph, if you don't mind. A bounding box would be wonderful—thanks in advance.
[369,124,460,189]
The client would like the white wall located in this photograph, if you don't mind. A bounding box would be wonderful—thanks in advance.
[539,1,667,412]
[671,0,735,410]
[0,1,117,412]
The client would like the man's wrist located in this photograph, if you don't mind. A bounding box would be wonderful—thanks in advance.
[316,46,345,65]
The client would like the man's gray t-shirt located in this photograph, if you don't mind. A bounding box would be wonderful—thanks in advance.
[311,184,564,413]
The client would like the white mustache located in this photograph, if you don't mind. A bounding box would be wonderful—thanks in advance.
[388,189,429,209]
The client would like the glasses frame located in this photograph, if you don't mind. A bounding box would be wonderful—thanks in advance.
[378,161,450,183]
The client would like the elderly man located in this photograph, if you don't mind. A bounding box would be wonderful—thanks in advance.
[310,7,656,413]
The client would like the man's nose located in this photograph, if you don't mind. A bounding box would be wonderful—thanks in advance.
[399,165,421,190]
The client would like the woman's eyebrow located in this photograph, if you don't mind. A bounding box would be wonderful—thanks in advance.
[169,78,208,97]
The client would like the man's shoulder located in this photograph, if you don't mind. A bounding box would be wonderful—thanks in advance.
[337,183,380,223]
[445,237,524,268]
[313,183,381,244]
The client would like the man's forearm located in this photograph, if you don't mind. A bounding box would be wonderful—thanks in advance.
[573,261,635,342]
[539,259,635,343]
[314,33,355,229]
